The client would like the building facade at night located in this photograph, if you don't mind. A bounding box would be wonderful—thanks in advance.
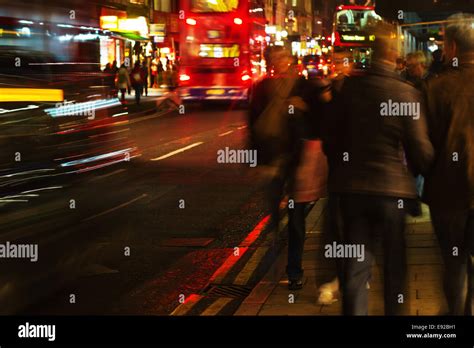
[0,0,154,70]
[150,0,179,61]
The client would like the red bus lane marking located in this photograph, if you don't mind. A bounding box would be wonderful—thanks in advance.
[240,215,270,247]
[170,214,271,315]
[209,214,270,283]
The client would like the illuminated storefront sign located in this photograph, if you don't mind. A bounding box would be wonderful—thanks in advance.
[118,17,149,36]
[100,16,118,30]
[150,23,165,36]
[100,16,149,37]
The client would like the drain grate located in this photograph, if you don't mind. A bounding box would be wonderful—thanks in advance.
[202,284,252,298]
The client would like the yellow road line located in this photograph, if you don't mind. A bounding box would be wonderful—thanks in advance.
[200,297,233,316]
[234,246,269,285]
[170,294,204,316]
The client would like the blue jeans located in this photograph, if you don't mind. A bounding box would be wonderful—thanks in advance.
[287,202,308,281]
[415,175,424,197]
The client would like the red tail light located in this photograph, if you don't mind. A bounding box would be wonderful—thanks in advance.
[186,18,197,26]
[179,74,191,81]
[234,18,243,25]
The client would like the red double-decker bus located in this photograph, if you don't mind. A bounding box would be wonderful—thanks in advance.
[332,4,382,71]
[178,0,266,101]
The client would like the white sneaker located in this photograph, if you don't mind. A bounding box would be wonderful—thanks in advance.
[317,278,339,305]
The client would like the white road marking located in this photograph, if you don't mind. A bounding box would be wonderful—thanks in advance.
[82,194,147,222]
[88,168,126,182]
[200,298,233,316]
[150,142,204,161]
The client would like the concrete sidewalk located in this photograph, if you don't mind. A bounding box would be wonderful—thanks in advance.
[235,199,445,316]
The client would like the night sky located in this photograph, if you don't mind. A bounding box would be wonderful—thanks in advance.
[375,0,474,20]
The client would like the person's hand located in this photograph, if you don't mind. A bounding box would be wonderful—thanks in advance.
[287,96,308,112]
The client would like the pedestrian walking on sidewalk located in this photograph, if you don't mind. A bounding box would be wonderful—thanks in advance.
[131,61,145,105]
[401,51,433,217]
[102,63,116,97]
[423,13,474,315]
[322,22,434,315]
[117,63,131,103]
[285,78,331,290]
[249,46,327,290]
[141,62,149,97]
[151,57,158,88]
[157,60,164,88]
[317,49,354,305]
[111,60,118,75]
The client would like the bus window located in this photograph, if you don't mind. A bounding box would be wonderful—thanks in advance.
[336,9,381,32]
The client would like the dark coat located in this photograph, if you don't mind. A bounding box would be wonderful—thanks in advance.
[322,61,434,199]
[423,57,474,212]
[130,67,146,87]
[248,75,311,167]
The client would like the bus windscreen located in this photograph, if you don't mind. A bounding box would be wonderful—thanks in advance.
[191,0,239,13]
[336,9,381,32]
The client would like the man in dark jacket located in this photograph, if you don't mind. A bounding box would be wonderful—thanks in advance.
[248,46,324,290]
[322,23,434,315]
[423,13,474,315]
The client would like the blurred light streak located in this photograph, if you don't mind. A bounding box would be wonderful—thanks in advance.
[21,186,63,194]
[112,112,128,117]
[60,148,134,167]
[0,105,39,115]
[45,98,121,117]
[0,89,63,102]
[0,169,55,179]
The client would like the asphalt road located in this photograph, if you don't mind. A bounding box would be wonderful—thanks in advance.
[1,102,275,315]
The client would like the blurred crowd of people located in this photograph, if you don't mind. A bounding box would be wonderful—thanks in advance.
[102,57,178,104]
[249,13,474,315]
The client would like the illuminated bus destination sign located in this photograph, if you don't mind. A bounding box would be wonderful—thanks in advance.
[198,44,240,58]
[341,34,375,42]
